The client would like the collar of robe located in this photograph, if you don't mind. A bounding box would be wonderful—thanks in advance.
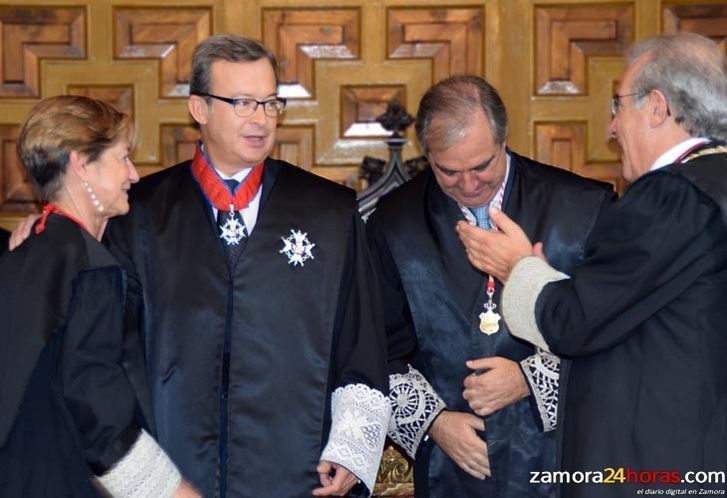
[191,142,264,212]
[682,142,727,163]
[35,203,92,235]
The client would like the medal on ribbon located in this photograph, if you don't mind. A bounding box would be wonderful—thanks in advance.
[219,205,246,246]
[479,277,501,335]
[462,158,509,336]
[190,142,263,247]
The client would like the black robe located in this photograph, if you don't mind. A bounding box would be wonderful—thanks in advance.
[0,228,8,256]
[103,158,388,498]
[367,151,615,498]
[0,215,145,497]
[530,145,727,497]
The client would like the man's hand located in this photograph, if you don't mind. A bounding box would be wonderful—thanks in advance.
[463,357,530,417]
[173,480,203,498]
[429,410,490,480]
[9,214,39,250]
[312,460,359,496]
[456,207,542,282]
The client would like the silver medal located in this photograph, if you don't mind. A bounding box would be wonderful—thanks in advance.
[280,229,315,267]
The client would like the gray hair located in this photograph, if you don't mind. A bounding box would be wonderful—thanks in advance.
[190,34,279,96]
[628,32,727,140]
[415,75,508,155]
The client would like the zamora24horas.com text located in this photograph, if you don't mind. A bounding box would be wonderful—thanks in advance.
[530,467,726,490]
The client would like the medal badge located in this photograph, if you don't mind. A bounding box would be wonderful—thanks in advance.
[479,307,501,335]
[479,277,501,335]
[280,229,315,267]
[219,208,246,246]
[463,165,509,336]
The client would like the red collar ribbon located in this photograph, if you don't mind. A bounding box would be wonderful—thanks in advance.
[35,203,92,235]
[191,144,264,212]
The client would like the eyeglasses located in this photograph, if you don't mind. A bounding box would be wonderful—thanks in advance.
[610,92,643,117]
[195,92,287,117]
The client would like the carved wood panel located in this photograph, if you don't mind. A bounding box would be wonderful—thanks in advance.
[273,125,314,171]
[0,125,35,214]
[0,6,85,97]
[341,85,405,138]
[160,124,199,172]
[0,2,721,225]
[68,85,134,120]
[387,7,484,84]
[535,4,634,95]
[263,8,359,99]
[114,7,212,98]
[663,2,727,53]
[535,122,625,194]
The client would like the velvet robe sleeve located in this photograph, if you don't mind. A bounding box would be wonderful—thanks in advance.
[536,172,722,356]
[366,212,417,376]
[102,215,155,433]
[318,214,391,494]
[328,214,388,393]
[365,211,447,460]
[59,267,140,474]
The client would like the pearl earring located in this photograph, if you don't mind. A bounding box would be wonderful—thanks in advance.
[83,181,104,213]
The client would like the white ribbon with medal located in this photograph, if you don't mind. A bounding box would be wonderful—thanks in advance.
[462,162,509,336]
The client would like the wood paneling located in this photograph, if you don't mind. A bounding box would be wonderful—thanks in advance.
[388,7,484,84]
[263,8,359,99]
[160,124,199,168]
[68,85,134,119]
[663,2,727,53]
[535,121,625,193]
[535,4,634,95]
[0,125,35,214]
[0,6,85,97]
[341,85,405,138]
[0,0,722,226]
[114,7,212,98]
[273,125,315,170]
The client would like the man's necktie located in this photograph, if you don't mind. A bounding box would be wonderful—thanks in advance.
[469,204,491,229]
[216,179,248,269]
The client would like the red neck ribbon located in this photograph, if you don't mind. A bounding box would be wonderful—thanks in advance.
[191,144,264,212]
[35,203,92,235]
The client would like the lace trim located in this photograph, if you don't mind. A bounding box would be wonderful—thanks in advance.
[502,256,569,352]
[96,429,181,498]
[387,366,446,459]
[521,349,560,432]
[320,383,390,495]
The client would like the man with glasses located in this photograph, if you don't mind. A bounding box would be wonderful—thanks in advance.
[366,75,614,497]
[103,34,389,498]
[458,33,727,497]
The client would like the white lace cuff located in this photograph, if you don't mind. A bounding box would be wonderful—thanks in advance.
[503,256,569,352]
[521,349,560,432]
[96,429,181,498]
[320,383,390,495]
[387,365,446,459]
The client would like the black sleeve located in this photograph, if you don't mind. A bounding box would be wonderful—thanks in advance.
[59,267,140,475]
[330,213,389,393]
[103,217,144,336]
[366,212,418,375]
[538,172,721,356]
[102,216,155,432]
